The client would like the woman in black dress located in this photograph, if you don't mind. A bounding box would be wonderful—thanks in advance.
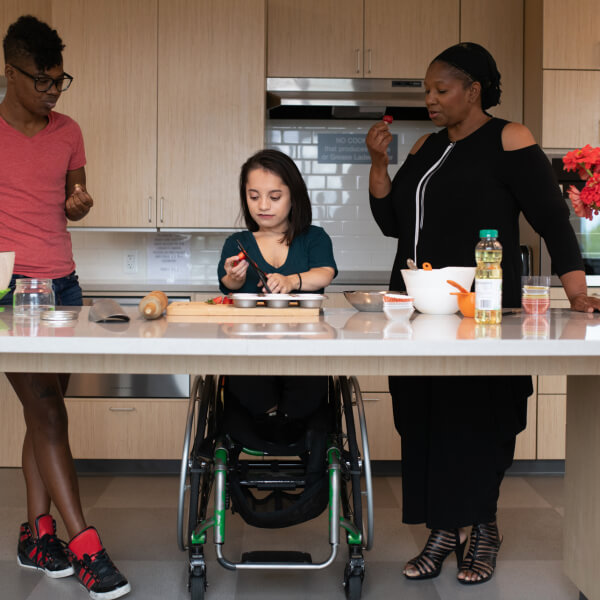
[366,42,600,585]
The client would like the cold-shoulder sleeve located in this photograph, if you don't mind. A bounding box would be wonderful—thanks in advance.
[369,154,415,238]
[502,145,583,276]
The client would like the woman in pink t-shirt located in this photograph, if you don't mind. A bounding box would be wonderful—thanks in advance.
[0,16,130,600]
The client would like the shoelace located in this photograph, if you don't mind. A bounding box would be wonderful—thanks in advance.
[37,534,68,564]
[82,549,118,580]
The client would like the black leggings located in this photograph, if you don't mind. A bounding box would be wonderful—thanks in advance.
[224,375,328,420]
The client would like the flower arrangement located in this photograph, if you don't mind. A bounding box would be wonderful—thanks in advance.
[562,145,600,220]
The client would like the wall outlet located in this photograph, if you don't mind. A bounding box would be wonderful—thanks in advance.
[124,250,138,273]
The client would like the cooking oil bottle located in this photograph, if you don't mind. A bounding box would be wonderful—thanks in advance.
[475,229,502,324]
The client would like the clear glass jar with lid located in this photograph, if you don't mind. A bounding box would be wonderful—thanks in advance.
[13,278,55,317]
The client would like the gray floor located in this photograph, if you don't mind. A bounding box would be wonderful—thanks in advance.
[0,468,579,600]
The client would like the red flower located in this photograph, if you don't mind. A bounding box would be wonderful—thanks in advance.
[563,146,600,220]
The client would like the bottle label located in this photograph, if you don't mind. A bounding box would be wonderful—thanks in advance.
[475,278,502,310]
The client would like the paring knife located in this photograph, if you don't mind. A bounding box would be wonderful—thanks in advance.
[236,240,272,293]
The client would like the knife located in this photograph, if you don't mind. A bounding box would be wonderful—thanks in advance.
[236,240,272,294]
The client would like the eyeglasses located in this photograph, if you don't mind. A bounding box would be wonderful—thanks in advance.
[9,63,73,92]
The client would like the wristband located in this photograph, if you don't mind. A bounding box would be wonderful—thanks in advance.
[297,273,302,291]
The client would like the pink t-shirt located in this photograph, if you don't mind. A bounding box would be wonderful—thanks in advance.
[0,111,86,278]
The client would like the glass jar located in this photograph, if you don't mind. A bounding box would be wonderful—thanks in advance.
[13,279,55,317]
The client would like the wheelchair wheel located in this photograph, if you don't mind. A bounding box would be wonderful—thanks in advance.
[178,375,220,552]
[189,569,206,600]
[338,376,374,551]
[344,573,362,600]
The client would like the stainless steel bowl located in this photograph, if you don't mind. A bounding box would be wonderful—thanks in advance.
[343,290,387,312]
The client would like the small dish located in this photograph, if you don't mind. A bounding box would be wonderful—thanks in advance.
[383,294,414,321]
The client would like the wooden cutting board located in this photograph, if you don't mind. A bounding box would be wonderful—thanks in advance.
[166,301,320,317]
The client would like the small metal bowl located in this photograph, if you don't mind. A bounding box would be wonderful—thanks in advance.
[343,290,387,312]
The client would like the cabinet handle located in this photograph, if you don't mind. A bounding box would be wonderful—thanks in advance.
[368,49,372,74]
[109,407,136,412]
[147,196,153,223]
[355,48,360,74]
[160,196,165,223]
[363,397,380,403]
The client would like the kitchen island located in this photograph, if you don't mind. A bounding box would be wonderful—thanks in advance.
[0,306,599,600]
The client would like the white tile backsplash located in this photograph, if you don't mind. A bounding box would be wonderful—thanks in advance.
[72,119,437,287]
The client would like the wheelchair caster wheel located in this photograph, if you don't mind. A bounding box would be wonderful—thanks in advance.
[189,569,206,600]
[344,573,362,600]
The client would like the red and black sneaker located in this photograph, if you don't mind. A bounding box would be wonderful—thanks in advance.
[17,514,74,578]
[68,527,131,600]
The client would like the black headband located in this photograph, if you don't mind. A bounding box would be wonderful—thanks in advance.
[433,42,501,109]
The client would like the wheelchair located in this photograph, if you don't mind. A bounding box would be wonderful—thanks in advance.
[177,374,373,600]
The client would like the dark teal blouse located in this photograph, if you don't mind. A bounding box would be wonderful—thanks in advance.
[218,225,337,294]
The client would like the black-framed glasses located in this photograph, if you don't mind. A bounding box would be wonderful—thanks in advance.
[9,63,73,92]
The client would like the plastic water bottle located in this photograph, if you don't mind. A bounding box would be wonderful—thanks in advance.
[475,229,502,325]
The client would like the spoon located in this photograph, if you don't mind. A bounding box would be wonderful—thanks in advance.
[447,279,469,294]
[406,258,418,270]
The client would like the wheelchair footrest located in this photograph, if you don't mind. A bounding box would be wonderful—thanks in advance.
[241,551,313,564]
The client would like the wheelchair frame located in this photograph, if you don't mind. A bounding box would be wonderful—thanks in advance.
[177,375,373,600]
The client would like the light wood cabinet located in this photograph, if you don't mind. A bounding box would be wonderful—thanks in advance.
[363,0,459,79]
[0,0,50,29]
[542,0,600,69]
[267,0,459,79]
[65,398,188,459]
[54,0,158,228]
[51,0,265,228]
[525,0,600,148]
[0,375,27,467]
[460,0,524,123]
[267,0,363,77]
[541,70,600,148]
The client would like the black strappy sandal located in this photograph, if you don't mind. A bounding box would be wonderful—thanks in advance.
[458,522,503,585]
[404,529,466,580]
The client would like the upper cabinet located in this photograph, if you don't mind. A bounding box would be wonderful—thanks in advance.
[461,0,524,123]
[542,0,600,69]
[267,0,459,79]
[9,0,265,229]
[53,0,158,228]
[267,0,363,77]
[525,0,600,149]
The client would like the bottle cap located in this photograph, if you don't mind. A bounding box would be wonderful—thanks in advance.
[479,229,498,238]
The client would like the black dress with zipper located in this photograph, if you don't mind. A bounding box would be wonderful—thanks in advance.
[370,118,583,529]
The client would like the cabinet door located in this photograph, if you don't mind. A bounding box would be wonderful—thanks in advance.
[543,0,600,69]
[461,0,523,123]
[65,398,189,459]
[0,374,27,467]
[52,0,159,227]
[158,0,265,228]
[364,0,459,79]
[267,0,364,77]
[542,70,600,148]
[0,1,51,32]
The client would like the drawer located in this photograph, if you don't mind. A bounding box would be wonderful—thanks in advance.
[65,398,188,459]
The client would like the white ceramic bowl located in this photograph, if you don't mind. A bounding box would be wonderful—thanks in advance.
[0,251,15,290]
[401,266,475,315]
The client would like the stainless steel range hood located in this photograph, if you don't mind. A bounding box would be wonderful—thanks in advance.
[267,77,425,110]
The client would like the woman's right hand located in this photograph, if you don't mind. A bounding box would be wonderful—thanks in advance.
[224,254,248,284]
[366,122,393,167]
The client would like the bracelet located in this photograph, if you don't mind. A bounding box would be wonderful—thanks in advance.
[297,273,302,291]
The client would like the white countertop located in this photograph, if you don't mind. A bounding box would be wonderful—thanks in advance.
[1,307,600,376]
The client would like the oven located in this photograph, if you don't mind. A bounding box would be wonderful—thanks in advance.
[65,293,192,399]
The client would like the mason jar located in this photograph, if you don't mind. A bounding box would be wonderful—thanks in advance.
[13,279,55,317]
